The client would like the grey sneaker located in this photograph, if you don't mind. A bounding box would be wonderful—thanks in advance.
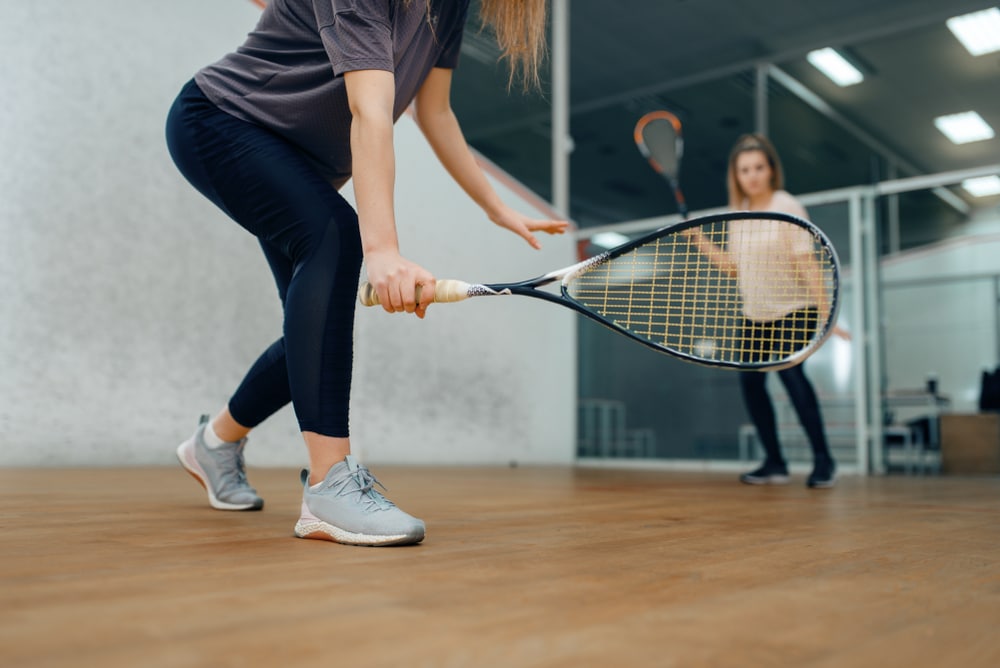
[176,415,263,511]
[294,456,425,546]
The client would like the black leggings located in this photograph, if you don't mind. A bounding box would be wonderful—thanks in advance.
[740,308,819,365]
[739,365,832,465]
[165,80,362,437]
[738,308,831,464]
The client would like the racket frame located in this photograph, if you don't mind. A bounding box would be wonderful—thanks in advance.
[453,211,841,371]
[634,110,689,218]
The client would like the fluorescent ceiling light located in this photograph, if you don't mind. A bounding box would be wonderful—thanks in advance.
[806,48,864,86]
[934,111,996,144]
[962,175,1000,197]
[947,7,1000,56]
[590,232,630,249]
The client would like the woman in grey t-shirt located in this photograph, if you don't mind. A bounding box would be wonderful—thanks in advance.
[167,0,566,546]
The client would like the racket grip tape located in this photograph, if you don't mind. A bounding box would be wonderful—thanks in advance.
[358,279,472,307]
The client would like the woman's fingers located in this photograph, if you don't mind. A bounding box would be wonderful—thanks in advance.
[528,219,569,235]
[372,261,435,317]
[515,218,570,249]
[493,207,569,250]
[413,276,436,319]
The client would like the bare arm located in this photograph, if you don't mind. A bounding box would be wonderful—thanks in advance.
[345,69,435,317]
[775,192,850,339]
[413,67,567,248]
[793,250,830,314]
[683,229,737,276]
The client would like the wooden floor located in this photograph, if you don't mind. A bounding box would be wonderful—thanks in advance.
[3,466,1000,668]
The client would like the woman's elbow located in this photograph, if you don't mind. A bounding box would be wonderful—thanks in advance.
[410,105,427,133]
[412,102,450,131]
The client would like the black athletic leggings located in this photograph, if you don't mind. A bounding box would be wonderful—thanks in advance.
[738,308,832,464]
[165,79,362,437]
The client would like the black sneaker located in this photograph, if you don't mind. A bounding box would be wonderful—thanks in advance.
[739,461,790,485]
[807,458,837,489]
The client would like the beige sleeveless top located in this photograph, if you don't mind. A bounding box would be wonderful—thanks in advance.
[729,192,815,322]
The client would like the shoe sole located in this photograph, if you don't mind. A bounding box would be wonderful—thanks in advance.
[176,440,263,511]
[740,474,790,486]
[295,520,424,547]
[293,515,424,547]
[808,478,837,489]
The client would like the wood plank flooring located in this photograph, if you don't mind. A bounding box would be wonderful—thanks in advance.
[2,466,999,667]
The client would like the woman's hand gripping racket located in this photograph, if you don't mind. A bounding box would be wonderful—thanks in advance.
[634,110,688,218]
[359,211,841,370]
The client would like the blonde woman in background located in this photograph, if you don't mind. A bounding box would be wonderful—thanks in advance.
[728,134,850,488]
[689,134,847,488]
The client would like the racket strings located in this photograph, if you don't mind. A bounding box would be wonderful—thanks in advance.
[639,122,681,174]
[568,219,837,364]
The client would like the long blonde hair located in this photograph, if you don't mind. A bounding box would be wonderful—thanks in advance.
[726,133,785,209]
[403,1,545,91]
[478,0,548,90]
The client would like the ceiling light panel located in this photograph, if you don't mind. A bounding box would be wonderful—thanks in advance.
[590,232,631,249]
[806,48,864,86]
[962,175,1000,197]
[947,8,1000,56]
[934,111,996,144]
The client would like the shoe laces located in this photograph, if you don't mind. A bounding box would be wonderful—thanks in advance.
[332,465,395,511]
[217,442,258,494]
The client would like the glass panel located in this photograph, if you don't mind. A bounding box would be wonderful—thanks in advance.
[575,201,857,464]
[883,278,997,412]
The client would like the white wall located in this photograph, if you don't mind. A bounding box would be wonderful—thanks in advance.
[0,0,576,467]
[879,230,1000,411]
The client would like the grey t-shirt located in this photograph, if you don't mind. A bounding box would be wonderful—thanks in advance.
[195,0,470,187]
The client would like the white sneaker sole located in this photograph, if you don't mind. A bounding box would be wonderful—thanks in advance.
[293,505,424,547]
[176,440,262,511]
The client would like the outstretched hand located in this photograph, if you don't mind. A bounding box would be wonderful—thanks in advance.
[491,205,569,250]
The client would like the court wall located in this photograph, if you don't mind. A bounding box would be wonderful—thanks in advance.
[0,1,576,467]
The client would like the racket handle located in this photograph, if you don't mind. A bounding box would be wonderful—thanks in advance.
[358,279,473,307]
